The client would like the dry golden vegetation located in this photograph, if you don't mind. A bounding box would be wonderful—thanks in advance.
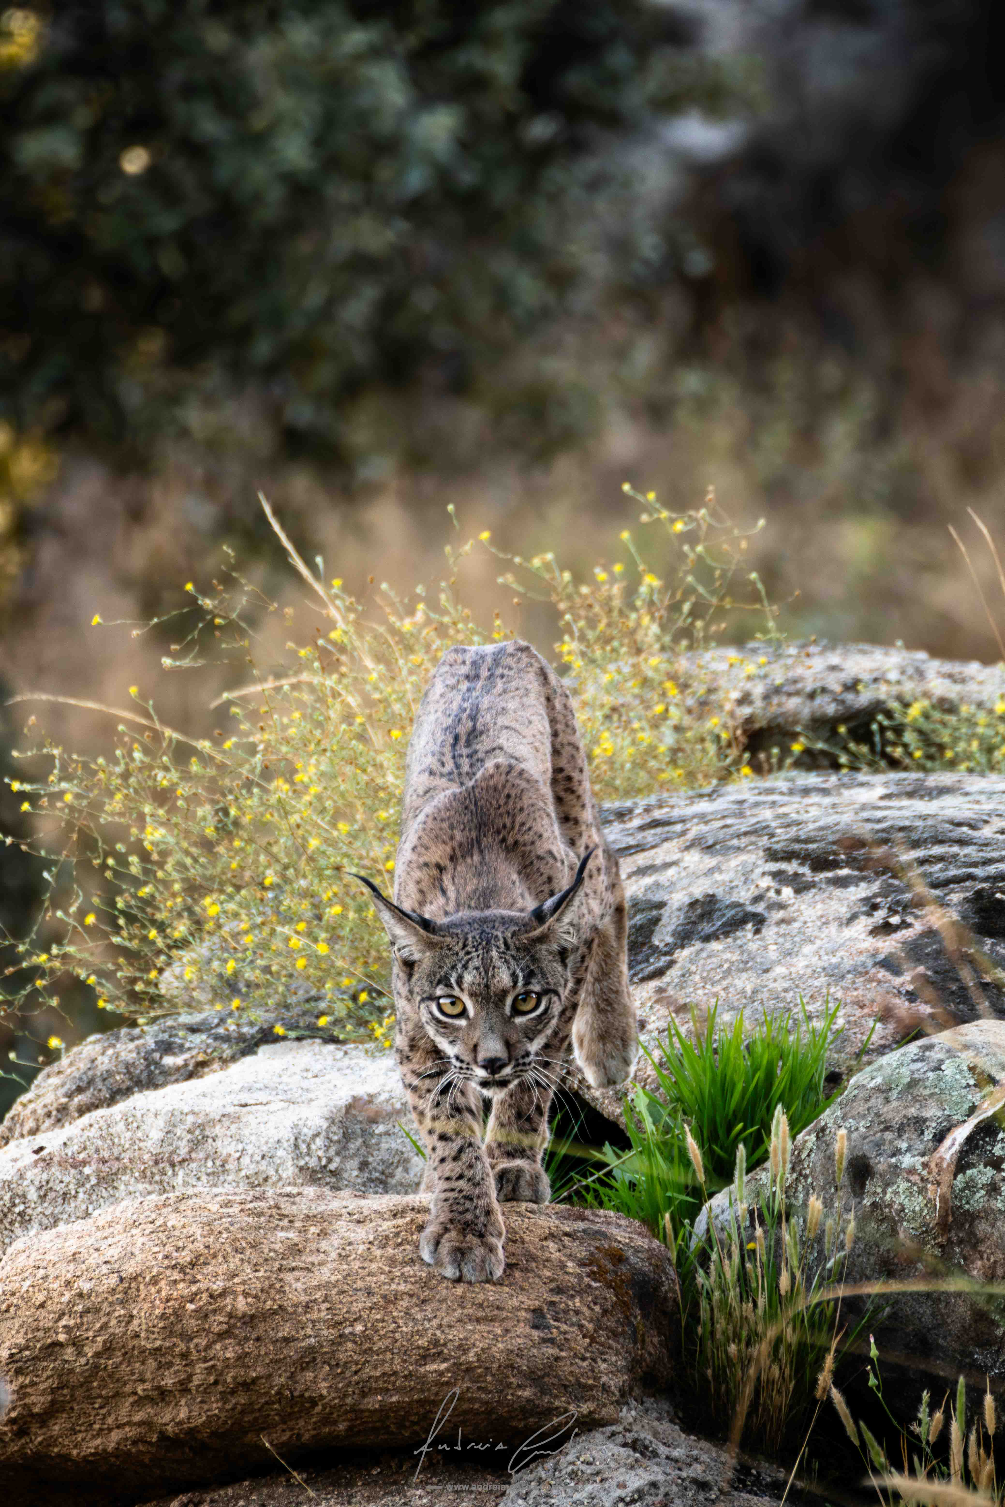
[3,488,772,1038]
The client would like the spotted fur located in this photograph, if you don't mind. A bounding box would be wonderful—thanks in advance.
[358,640,637,1283]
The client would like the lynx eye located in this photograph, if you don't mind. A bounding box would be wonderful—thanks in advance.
[435,996,466,1018]
[512,991,542,1015]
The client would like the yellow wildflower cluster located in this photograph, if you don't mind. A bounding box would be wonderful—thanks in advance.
[7,490,773,1030]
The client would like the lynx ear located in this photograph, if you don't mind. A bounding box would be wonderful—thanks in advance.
[349,874,444,960]
[522,848,594,941]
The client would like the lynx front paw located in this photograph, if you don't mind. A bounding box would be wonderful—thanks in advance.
[574,1025,639,1089]
[493,1160,550,1204]
[419,1214,505,1283]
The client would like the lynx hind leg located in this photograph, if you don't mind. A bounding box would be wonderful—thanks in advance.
[573,891,638,1089]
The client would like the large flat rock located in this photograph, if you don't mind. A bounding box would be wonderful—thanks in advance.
[0,1039,421,1257]
[579,772,1005,1121]
[0,1006,351,1147]
[0,1191,679,1504]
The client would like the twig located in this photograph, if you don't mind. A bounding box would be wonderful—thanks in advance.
[929,1080,1005,1240]
[210,674,319,709]
[259,1434,317,1498]
[4,693,229,763]
[966,509,1005,633]
[949,524,1005,661]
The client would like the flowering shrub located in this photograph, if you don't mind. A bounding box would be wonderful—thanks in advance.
[4,490,771,1037]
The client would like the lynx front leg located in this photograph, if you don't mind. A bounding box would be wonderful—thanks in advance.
[572,898,639,1089]
[408,1070,505,1283]
[485,1077,552,1204]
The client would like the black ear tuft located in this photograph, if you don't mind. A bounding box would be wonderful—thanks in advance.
[524,847,595,937]
[348,873,443,954]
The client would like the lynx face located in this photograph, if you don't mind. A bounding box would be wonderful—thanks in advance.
[393,914,579,1093]
[355,852,592,1093]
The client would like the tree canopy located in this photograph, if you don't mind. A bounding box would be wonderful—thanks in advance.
[0,0,723,455]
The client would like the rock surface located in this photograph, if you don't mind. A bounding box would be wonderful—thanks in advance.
[0,1191,679,1504]
[0,1005,352,1147]
[0,1038,420,1256]
[138,1398,791,1507]
[499,1395,791,1507]
[573,772,1005,1123]
[679,642,1005,758]
[699,1020,1005,1399]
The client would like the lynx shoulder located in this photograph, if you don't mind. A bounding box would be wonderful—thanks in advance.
[357,640,637,1283]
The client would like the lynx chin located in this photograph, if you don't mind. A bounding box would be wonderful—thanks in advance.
[354,640,638,1283]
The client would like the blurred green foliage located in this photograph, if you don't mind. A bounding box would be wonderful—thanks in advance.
[0,0,733,457]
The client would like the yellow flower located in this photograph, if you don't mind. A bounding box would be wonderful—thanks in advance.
[91,614,102,626]
[183,966,195,981]
[790,742,805,754]
[128,685,139,697]
[184,581,194,592]
[708,716,720,728]
[20,801,29,812]
[96,998,106,1009]
[740,764,753,777]
[83,912,96,926]
[384,859,395,871]
[204,901,220,917]
[620,529,630,540]
[672,520,685,534]
[359,990,369,1003]
[621,482,631,493]
[594,569,607,582]
[273,1024,286,1036]
[330,577,343,589]
[341,977,353,987]
[317,1015,329,1027]
[288,936,301,949]
[295,920,307,931]
[147,929,157,940]
[225,959,236,974]
[263,875,274,887]
[63,791,73,803]
[231,998,241,1010]
[329,904,343,916]
[478,530,491,541]
[296,957,307,970]
[47,1036,63,1051]
[613,562,624,573]
[317,942,330,954]
[644,573,659,586]
[646,491,656,502]
[389,729,402,740]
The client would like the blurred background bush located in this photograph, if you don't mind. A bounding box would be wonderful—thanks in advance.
[1,0,1004,1094]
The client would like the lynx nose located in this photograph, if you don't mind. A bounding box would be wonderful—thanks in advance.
[478,1054,509,1079]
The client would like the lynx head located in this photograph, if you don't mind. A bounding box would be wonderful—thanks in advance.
[354,852,593,1092]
